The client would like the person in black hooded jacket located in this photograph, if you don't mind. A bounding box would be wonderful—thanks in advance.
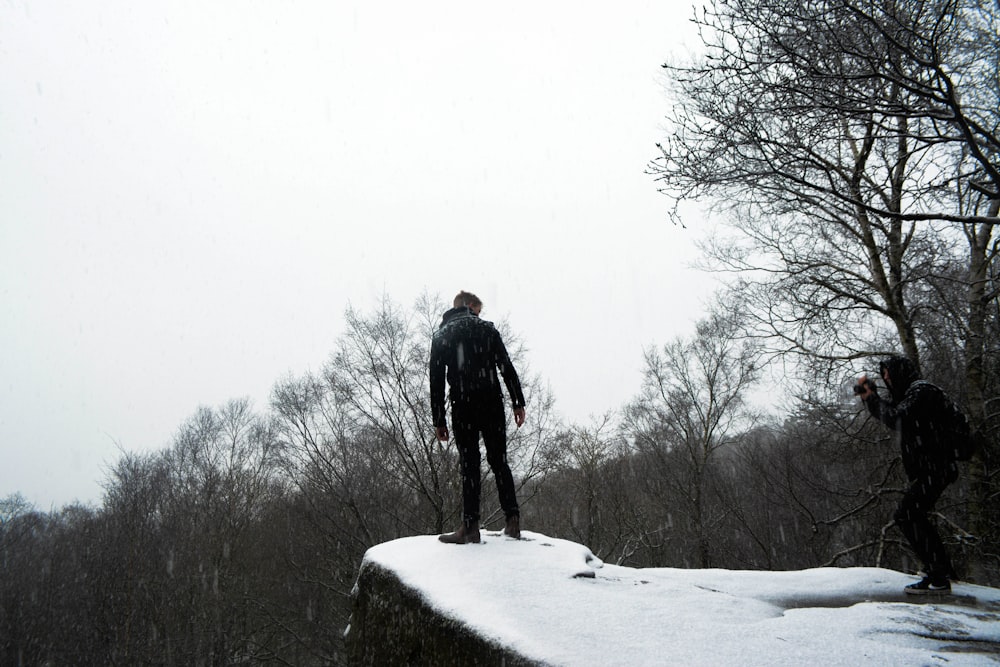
[856,355,959,595]
[429,291,526,544]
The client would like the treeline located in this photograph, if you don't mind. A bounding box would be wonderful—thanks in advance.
[1,292,996,665]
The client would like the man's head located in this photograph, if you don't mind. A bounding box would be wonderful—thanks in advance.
[879,355,920,403]
[453,290,482,315]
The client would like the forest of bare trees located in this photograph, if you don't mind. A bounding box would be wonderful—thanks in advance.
[2,0,997,664]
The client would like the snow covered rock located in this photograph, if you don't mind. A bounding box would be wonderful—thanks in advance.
[346,530,1000,666]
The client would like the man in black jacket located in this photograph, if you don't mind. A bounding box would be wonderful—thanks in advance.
[856,355,959,595]
[430,291,526,544]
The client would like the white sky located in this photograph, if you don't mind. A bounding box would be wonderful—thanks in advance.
[0,1,717,509]
[362,531,1000,665]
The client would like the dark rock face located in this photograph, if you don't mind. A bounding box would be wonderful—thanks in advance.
[346,560,543,666]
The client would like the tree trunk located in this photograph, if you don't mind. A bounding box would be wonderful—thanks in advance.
[965,197,999,583]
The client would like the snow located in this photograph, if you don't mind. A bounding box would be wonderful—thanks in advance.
[361,531,1000,666]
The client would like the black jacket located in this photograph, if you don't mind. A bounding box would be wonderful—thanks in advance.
[862,355,958,482]
[429,306,526,428]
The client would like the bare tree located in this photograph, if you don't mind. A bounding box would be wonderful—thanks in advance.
[321,296,456,533]
[623,304,762,567]
[650,1,992,366]
[650,0,999,578]
[532,414,635,561]
[152,399,283,664]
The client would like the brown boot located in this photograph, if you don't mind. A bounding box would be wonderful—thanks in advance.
[503,515,521,539]
[439,521,481,544]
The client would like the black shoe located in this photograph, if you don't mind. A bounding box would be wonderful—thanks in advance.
[904,576,951,596]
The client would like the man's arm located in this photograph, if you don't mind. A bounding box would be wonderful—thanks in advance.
[494,331,526,426]
[857,375,895,428]
[857,375,918,431]
[429,336,448,436]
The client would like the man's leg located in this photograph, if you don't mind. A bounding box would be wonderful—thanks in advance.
[895,475,953,582]
[438,408,483,544]
[482,416,519,522]
[452,412,482,527]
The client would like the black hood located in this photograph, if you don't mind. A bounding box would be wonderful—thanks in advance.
[879,355,921,403]
[439,305,475,327]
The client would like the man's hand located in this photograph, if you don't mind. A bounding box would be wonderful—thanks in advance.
[513,406,526,428]
[435,425,449,442]
[856,375,875,401]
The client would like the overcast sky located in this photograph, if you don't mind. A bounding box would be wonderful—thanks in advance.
[1,1,716,510]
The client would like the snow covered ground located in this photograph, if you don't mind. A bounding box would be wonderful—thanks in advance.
[362,531,1000,666]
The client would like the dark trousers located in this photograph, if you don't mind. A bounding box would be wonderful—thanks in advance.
[894,471,955,580]
[451,400,519,526]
